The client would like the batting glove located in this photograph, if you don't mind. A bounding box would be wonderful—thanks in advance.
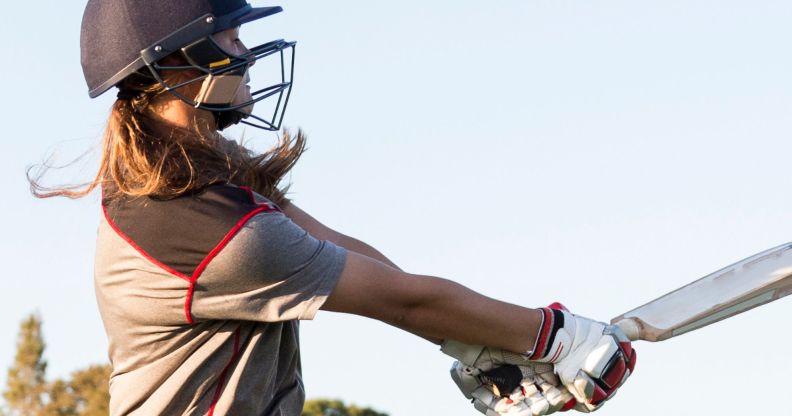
[442,341,579,415]
[527,303,637,412]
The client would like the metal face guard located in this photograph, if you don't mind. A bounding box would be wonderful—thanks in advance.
[143,27,296,131]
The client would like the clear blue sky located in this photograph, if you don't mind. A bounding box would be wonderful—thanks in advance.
[2,1,792,415]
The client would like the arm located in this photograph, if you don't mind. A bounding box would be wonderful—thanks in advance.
[322,251,544,354]
[282,202,445,343]
[284,203,636,410]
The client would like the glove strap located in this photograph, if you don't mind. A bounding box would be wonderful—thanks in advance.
[526,306,566,361]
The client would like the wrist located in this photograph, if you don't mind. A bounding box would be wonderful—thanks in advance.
[526,305,571,362]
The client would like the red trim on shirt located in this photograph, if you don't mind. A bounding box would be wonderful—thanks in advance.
[207,327,242,416]
[102,187,281,325]
[101,204,191,282]
[183,204,279,324]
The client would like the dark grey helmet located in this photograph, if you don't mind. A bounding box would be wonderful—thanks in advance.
[80,0,295,131]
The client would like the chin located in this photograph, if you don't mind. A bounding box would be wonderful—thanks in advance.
[235,94,254,109]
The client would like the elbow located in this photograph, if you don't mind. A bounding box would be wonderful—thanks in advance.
[382,274,436,331]
[386,305,418,331]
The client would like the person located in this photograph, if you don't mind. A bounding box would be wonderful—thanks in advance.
[31,1,636,415]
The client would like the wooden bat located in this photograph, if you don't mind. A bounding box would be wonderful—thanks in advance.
[612,242,792,342]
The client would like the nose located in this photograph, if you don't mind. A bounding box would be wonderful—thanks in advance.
[238,42,255,68]
[238,39,252,56]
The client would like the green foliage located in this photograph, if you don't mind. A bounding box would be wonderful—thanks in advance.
[4,314,47,416]
[302,399,389,416]
[41,379,75,416]
[38,365,112,416]
[2,314,111,416]
[66,365,111,416]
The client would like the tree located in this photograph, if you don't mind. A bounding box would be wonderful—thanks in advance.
[40,364,111,416]
[302,399,389,416]
[66,365,111,416]
[2,314,111,416]
[41,379,76,416]
[4,314,47,416]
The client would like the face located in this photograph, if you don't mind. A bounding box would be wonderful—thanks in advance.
[211,27,254,112]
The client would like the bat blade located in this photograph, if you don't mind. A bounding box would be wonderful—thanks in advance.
[612,243,792,342]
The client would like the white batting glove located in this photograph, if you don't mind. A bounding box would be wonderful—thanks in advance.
[442,341,579,415]
[527,303,637,412]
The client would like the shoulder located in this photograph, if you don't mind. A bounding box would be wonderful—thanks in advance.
[101,184,282,277]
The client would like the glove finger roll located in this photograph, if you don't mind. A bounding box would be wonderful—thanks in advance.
[571,370,609,410]
[536,380,574,412]
[522,382,551,415]
[581,337,620,379]
[599,351,628,389]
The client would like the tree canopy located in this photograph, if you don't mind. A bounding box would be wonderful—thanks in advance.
[2,314,111,416]
[302,399,388,416]
[4,314,48,415]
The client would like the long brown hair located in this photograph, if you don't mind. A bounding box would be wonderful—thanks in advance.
[29,69,304,206]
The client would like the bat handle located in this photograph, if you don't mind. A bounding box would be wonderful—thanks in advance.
[614,318,642,341]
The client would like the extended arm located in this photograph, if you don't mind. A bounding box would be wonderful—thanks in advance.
[322,251,543,354]
[284,202,636,412]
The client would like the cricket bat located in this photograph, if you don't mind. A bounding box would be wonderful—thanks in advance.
[612,242,792,342]
[457,243,792,399]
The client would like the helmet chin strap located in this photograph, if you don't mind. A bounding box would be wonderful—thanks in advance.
[214,110,247,131]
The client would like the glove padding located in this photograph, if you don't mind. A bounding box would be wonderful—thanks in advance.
[528,303,637,412]
[443,340,581,415]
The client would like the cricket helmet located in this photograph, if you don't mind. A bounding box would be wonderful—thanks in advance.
[80,0,295,131]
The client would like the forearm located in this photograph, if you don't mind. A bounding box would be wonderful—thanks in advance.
[335,247,441,344]
[324,252,542,354]
[395,274,542,353]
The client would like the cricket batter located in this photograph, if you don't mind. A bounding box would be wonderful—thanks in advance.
[32,1,636,414]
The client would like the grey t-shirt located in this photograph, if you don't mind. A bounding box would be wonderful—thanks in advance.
[94,185,346,415]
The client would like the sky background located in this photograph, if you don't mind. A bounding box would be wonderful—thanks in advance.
[2,1,792,415]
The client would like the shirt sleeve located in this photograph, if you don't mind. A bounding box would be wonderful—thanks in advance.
[190,211,347,322]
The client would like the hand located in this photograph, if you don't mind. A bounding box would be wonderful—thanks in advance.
[442,340,579,415]
[527,303,637,412]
